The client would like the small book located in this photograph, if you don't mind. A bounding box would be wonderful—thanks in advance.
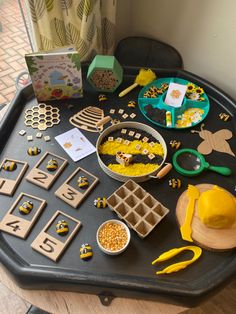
[25,47,83,101]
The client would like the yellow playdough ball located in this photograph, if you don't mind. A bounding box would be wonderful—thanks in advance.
[198,186,236,229]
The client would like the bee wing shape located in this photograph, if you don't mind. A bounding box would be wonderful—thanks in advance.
[197,140,213,155]
[210,130,234,156]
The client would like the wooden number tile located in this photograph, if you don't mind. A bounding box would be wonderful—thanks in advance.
[55,167,99,208]
[0,159,28,196]
[26,151,67,190]
[0,193,46,239]
[31,211,81,262]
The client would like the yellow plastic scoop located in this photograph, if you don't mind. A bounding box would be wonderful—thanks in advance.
[180,185,200,242]
[152,246,202,275]
[119,68,156,97]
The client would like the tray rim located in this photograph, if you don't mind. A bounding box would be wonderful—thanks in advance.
[0,66,236,305]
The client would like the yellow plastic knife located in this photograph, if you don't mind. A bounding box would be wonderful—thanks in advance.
[180,185,200,242]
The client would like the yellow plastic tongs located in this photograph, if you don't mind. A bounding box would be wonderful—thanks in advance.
[151,246,202,275]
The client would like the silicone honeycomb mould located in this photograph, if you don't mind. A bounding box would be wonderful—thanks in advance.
[87,55,123,92]
[24,103,60,131]
[107,180,169,238]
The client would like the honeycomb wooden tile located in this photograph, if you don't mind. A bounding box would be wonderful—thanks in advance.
[107,180,169,238]
[69,106,104,133]
[24,103,60,131]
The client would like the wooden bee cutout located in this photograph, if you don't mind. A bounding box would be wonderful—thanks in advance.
[191,124,235,157]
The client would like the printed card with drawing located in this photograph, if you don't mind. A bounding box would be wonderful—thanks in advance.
[55,128,96,162]
[164,82,187,108]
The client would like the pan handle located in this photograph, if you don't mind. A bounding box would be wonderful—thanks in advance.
[96,116,112,133]
[149,163,172,179]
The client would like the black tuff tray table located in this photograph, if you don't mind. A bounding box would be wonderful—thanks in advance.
[0,66,236,307]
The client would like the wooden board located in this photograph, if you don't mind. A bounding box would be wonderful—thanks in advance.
[0,193,46,239]
[0,159,28,196]
[176,184,236,251]
[55,167,99,208]
[26,152,67,190]
[31,210,81,262]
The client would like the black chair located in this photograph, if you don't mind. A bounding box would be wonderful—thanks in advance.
[114,36,183,69]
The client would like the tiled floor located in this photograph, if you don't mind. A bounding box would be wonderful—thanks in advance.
[0,0,31,119]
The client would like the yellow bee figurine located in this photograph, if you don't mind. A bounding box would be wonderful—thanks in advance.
[169,140,181,149]
[98,94,108,102]
[94,197,107,208]
[169,178,181,189]
[19,201,33,215]
[2,161,17,171]
[128,100,136,108]
[56,220,69,236]
[46,158,58,171]
[27,146,41,156]
[78,176,89,189]
[219,113,230,121]
[80,243,93,260]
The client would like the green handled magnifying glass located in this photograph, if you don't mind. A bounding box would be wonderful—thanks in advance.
[172,148,232,177]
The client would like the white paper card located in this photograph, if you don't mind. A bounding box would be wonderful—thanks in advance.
[164,82,187,108]
[55,128,96,162]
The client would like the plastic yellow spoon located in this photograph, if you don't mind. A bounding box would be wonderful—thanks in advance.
[180,184,200,242]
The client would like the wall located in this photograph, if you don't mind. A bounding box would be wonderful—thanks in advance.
[116,0,236,100]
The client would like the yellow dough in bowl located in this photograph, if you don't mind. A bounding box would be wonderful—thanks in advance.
[198,186,236,229]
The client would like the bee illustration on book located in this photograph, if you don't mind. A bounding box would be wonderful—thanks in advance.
[191,124,235,156]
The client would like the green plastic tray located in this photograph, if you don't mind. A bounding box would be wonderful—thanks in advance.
[138,77,210,129]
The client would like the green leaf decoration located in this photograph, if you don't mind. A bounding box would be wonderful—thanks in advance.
[87,14,95,42]
[96,26,102,49]
[40,34,54,51]
[76,38,89,59]
[77,0,93,21]
[83,0,93,21]
[50,18,66,46]
[61,0,73,15]
[77,0,85,20]
[28,0,46,23]
[102,17,115,51]
[46,0,54,11]
[66,23,80,45]
[25,56,38,75]
[70,53,81,71]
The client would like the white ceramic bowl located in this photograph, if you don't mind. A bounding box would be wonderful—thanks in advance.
[96,219,131,255]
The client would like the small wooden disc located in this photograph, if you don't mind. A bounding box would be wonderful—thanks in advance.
[176,184,236,251]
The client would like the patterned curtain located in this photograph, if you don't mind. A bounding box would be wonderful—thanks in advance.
[27,0,117,61]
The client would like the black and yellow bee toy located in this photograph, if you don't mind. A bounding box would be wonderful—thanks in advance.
[128,100,136,108]
[18,201,33,215]
[78,176,89,189]
[169,140,181,149]
[219,112,230,121]
[56,220,69,236]
[80,243,93,260]
[46,158,58,172]
[98,94,108,102]
[94,197,107,208]
[169,178,182,189]
[2,161,17,171]
[27,146,41,156]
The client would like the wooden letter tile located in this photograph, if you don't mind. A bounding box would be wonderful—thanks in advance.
[0,159,28,196]
[26,152,67,190]
[31,211,81,262]
[0,193,46,239]
[55,167,99,208]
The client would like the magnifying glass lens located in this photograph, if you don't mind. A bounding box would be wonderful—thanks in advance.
[176,153,201,171]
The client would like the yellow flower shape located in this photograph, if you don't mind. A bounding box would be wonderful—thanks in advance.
[186,83,195,92]
[194,87,204,95]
